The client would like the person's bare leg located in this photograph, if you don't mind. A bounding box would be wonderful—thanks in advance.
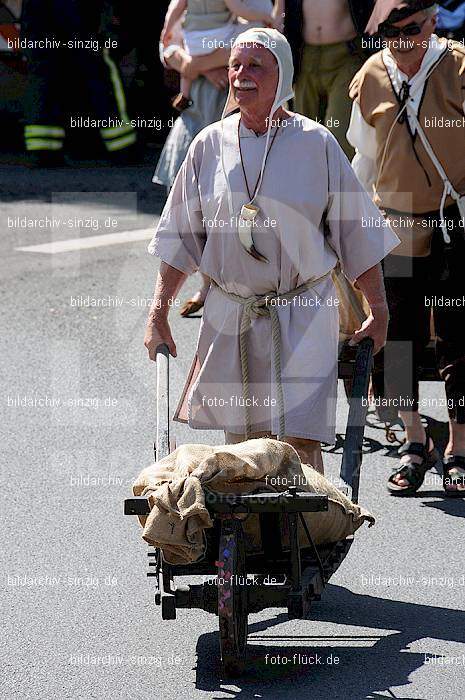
[180,76,191,99]
[224,430,272,444]
[224,431,323,474]
[163,46,190,75]
[171,75,194,112]
[400,409,426,443]
[283,437,324,474]
[444,419,465,492]
[180,273,210,316]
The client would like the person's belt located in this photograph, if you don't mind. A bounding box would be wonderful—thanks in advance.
[211,270,333,440]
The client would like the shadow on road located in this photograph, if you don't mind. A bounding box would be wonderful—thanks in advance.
[193,584,465,699]
[0,156,166,218]
[419,496,465,519]
[326,416,451,461]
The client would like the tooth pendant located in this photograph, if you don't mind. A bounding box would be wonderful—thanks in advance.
[238,203,269,263]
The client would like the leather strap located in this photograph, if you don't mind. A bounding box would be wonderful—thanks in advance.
[398,440,427,459]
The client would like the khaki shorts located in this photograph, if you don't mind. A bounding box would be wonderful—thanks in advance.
[294,39,364,159]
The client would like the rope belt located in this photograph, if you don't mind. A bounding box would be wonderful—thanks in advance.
[212,270,333,441]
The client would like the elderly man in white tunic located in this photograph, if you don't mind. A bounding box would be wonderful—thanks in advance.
[145,28,399,472]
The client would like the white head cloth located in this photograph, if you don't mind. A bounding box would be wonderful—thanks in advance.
[220,28,295,217]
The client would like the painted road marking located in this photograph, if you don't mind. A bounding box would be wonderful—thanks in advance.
[15,227,154,254]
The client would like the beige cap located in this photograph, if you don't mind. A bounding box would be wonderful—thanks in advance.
[221,27,294,119]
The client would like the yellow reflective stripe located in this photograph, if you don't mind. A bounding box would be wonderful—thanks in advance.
[25,139,63,151]
[100,124,134,139]
[104,132,137,151]
[25,125,65,137]
[102,47,129,123]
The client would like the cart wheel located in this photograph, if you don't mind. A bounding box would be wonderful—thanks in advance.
[217,517,248,677]
[161,595,176,620]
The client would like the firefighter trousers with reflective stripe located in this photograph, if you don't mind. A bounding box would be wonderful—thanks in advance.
[22,0,135,152]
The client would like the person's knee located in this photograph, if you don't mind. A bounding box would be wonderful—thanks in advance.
[224,430,272,444]
[284,437,323,472]
[285,436,318,448]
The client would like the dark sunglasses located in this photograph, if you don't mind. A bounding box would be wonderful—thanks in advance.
[379,18,428,38]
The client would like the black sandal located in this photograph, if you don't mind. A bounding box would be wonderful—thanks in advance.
[171,93,193,112]
[443,455,465,498]
[387,437,439,496]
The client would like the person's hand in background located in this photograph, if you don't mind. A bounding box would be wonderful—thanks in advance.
[204,67,228,90]
[256,13,282,30]
[272,0,285,32]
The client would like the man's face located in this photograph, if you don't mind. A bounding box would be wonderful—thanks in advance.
[228,44,279,112]
[384,10,436,57]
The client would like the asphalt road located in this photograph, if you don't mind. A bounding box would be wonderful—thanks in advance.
[1,159,464,700]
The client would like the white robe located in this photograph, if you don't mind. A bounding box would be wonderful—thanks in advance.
[149,112,399,443]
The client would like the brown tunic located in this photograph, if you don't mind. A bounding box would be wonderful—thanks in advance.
[349,41,465,216]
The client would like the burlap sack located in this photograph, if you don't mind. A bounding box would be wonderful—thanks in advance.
[332,269,368,341]
[241,463,375,553]
[133,439,374,564]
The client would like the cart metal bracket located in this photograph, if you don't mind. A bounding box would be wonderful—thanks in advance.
[298,512,325,581]
[124,496,151,516]
[204,489,329,514]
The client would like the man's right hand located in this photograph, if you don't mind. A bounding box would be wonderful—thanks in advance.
[144,318,177,361]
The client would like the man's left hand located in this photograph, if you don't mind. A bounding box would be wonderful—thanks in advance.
[349,305,389,355]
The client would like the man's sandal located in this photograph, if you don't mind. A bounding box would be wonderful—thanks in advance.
[179,298,204,317]
[171,93,194,112]
[443,456,465,498]
[387,438,439,496]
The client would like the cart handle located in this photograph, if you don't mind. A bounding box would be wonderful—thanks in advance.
[155,344,170,462]
[340,337,374,503]
[155,343,170,358]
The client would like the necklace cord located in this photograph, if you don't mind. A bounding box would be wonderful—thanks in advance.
[238,119,281,202]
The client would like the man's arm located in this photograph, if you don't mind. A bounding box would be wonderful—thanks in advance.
[347,101,378,194]
[164,45,230,80]
[144,262,188,360]
[224,0,276,26]
[273,0,286,31]
[349,263,389,355]
[185,47,231,79]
